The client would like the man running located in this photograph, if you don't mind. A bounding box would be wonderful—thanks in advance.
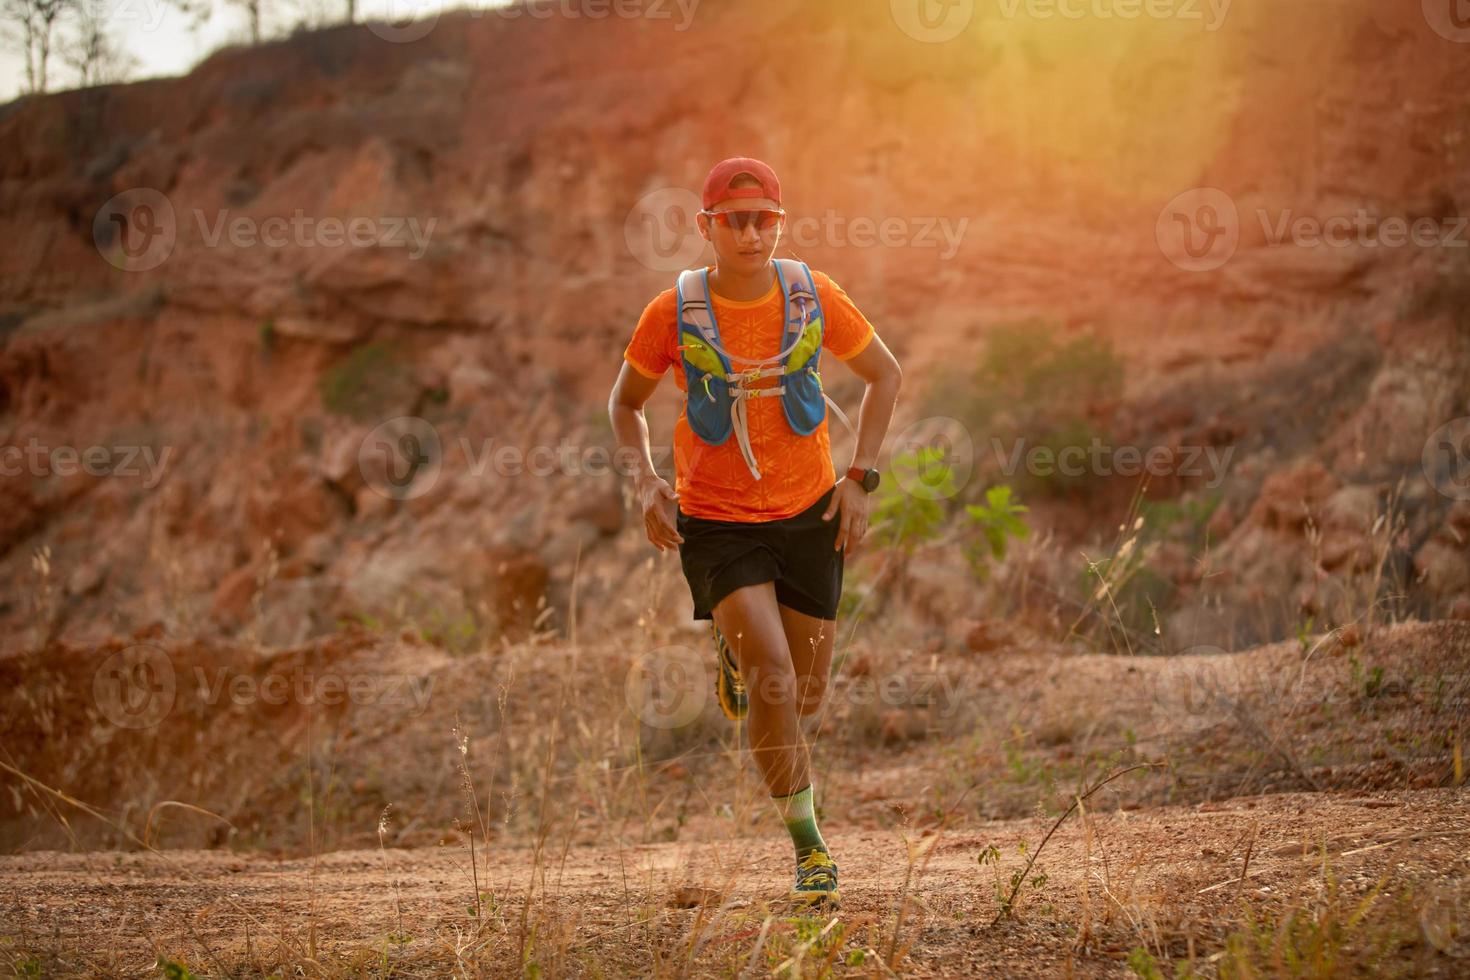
[608,157,903,906]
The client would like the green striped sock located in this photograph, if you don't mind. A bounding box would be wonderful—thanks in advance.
[771,783,828,860]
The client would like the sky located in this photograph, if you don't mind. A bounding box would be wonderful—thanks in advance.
[0,0,503,105]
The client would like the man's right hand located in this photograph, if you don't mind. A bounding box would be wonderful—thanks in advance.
[638,475,685,553]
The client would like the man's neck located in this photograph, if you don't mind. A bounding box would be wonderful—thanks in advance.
[708,263,776,302]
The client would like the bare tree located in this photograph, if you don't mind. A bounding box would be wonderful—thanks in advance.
[227,0,265,43]
[288,0,339,32]
[0,0,39,94]
[61,0,140,88]
[2,0,77,95]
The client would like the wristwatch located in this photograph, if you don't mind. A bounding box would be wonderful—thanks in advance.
[846,466,880,493]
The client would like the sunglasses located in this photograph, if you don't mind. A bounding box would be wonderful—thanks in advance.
[700,208,785,233]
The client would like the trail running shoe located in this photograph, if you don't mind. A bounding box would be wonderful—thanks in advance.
[711,621,747,721]
[790,849,841,907]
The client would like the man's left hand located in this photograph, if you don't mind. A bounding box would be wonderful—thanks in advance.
[821,478,871,553]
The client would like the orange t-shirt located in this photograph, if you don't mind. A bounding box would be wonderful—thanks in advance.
[623,266,876,522]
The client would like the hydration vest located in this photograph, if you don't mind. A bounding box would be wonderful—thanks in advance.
[675,258,855,481]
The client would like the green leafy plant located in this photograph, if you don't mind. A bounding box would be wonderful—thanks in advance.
[962,485,1030,578]
[1127,946,1165,979]
[258,316,277,356]
[870,446,952,553]
[156,958,198,980]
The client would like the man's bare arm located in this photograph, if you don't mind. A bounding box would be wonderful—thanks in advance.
[837,333,903,472]
[608,361,683,551]
[608,361,663,484]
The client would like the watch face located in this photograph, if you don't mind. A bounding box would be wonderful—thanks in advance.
[862,469,880,492]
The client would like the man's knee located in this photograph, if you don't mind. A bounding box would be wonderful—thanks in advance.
[746,660,798,708]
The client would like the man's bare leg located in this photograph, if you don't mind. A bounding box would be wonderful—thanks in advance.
[712,582,838,903]
[711,581,807,795]
[778,604,836,724]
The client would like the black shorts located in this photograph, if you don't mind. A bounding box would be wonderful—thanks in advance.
[676,484,845,622]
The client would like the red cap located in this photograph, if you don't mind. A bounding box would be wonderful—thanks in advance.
[701,157,781,209]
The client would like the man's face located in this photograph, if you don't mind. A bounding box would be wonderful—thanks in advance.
[697,194,784,276]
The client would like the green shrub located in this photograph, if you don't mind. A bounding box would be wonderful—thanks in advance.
[318,342,417,422]
[925,319,1126,499]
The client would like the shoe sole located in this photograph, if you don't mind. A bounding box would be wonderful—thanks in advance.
[788,888,841,909]
[711,623,747,721]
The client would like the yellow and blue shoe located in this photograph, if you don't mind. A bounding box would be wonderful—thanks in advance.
[790,849,841,907]
[710,621,747,721]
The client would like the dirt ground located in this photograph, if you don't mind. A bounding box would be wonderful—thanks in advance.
[3,622,1467,975]
[3,788,1468,977]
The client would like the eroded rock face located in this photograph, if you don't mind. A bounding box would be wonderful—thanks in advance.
[2,0,1468,654]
